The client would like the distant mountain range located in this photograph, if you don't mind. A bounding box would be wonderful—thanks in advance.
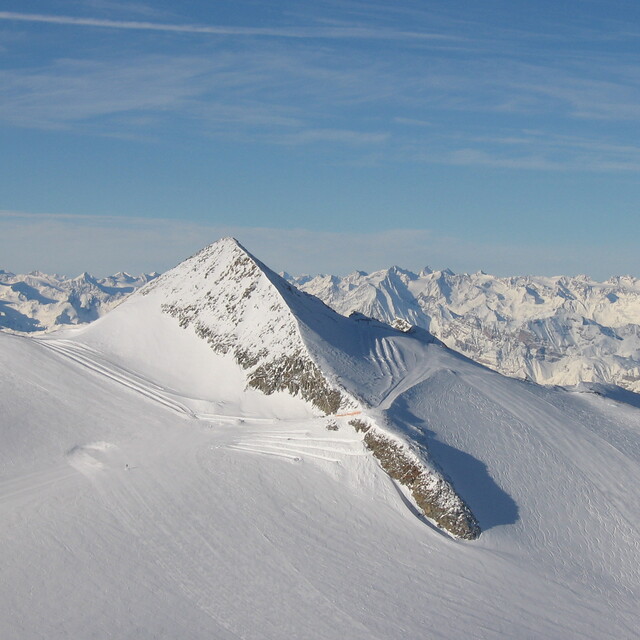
[287,267,640,393]
[0,269,158,332]
[3,261,640,394]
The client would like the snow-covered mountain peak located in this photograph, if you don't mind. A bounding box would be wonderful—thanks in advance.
[4,250,640,639]
[387,265,416,279]
[4,243,640,633]
[66,238,480,539]
[129,237,352,416]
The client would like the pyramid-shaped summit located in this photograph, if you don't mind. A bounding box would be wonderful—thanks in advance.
[142,237,348,415]
[66,237,480,539]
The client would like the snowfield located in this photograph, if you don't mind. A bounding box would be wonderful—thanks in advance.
[1,239,639,639]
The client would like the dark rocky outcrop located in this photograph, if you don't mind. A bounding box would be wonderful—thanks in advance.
[247,351,345,415]
[350,419,480,540]
[157,239,480,540]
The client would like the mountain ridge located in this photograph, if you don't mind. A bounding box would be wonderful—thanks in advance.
[6,254,640,395]
[61,237,480,539]
[0,268,157,332]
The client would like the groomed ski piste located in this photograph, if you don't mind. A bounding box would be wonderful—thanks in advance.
[1,238,639,639]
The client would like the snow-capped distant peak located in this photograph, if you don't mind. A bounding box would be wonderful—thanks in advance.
[295,263,640,393]
[0,268,157,333]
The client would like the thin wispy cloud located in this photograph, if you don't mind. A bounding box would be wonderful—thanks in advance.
[427,128,640,173]
[0,56,212,130]
[2,40,640,171]
[264,128,388,145]
[393,117,432,127]
[80,0,171,19]
[2,0,639,278]
[0,53,389,148]
[0,11,455,41]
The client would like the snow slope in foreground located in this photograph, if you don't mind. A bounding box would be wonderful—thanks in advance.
[1,331,639,639]
[1,239,639,638]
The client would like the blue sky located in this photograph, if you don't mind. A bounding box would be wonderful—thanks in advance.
[1,0,640,277]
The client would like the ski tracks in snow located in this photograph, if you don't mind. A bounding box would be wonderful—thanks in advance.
[34,338,371,477]
[228,425,367,465]
[370,337,408,404]
[38,339,197,417]
[36,339,293,428]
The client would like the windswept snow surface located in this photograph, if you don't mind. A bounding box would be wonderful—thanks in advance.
[1,239,640,638]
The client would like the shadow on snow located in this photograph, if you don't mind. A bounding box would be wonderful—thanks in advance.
[388,396,519,532]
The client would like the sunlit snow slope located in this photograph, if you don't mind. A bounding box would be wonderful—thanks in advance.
[1,239,639,639]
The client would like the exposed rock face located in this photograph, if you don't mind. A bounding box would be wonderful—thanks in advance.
[247,352,343,415]
[151,238,351,415]
[136,238,481,540]
[350,419,480,540]
[392,317,413,333]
